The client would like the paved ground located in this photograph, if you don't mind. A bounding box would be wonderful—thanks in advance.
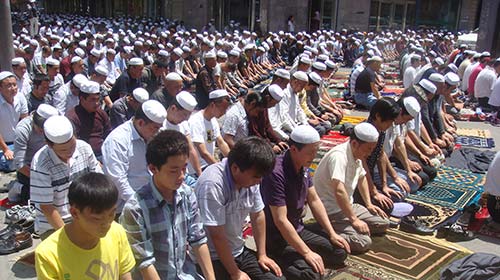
[0,114,499,279]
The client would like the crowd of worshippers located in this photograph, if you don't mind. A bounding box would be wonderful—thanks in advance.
[1,13,500,280]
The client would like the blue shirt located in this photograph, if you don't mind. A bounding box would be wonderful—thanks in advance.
[196,159,264,259]
[120,180,207,279]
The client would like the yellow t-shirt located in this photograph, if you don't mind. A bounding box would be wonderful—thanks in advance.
[35,222,135,280]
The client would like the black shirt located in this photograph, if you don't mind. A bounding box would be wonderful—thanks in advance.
[355,67,376,94]
[109,71,141,102]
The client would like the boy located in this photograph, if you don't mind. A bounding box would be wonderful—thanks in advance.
[35,172,135,279]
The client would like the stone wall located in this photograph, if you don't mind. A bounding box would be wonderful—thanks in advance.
[260,0,309,32]
[458,0,480,31]
[336,0,371,31]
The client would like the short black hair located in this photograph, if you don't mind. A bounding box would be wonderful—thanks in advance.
[146,130,189,169]
[227,137,275,177]
[289,139,306,151]
[33,74,50,87]
[368,97,401,122]
[134,103,154,123]
[68,173,118,213]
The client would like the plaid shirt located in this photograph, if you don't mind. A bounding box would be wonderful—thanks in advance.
[120,180,207,279]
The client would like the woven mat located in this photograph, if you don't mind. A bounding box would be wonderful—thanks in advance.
[339,116,367,125]
[325,258,403,280]
[435,166,486,187]
[405,199,458,229]
[407,180,481,210]
[456,128,491,138]
[455,136,495,148]
[351,229,470,280]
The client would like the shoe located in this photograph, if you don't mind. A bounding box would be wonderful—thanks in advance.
[0,223,23,239]
[438,223,475,242]
[457,204,480,227]
[399,217,435,235]
[0,231,32,255]
[5,205,35,224]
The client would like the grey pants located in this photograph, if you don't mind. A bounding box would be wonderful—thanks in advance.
[329,204,389,253]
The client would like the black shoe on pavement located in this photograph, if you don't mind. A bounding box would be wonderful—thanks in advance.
[399,217,435,235]
[439,223,476,242]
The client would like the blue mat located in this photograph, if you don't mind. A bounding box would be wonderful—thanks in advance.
[455,136,495,148]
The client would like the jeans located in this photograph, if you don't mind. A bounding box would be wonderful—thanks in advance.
[0,144,15,172]
[372,167,420,199]
[354,92,378,109]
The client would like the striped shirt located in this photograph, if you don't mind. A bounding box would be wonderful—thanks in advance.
[30,140,102,233]
[120,180,207,279]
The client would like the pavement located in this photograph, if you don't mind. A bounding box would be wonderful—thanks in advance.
[0,113,499,279]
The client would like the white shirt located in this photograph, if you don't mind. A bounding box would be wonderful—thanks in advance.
[222,101,248,142]
[283,84,308,125]
[462,62,479,91]
[52,82,79,115]
[17,72,32,97]
[488,77,500,107]
[403,66,417,89]
[314,141,366,215]
[102,120,150,211]
[163,118,191,136]
[484,152,500,196]
[474,66,497,98]
[0,92,28,143]
[413,63,431,85]
[189,110,221,169]
[98,57,120,81]
[350,65,365,93]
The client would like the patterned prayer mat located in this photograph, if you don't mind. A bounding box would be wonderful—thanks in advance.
[468,219,500,239]
[325,258,404,280]
[456,128,491,138]
[455,136,495,148]
[435,166,486,188]
[405,199,458,229]
[339,116,367,125]
[351,230,470,280]
[407,180,481,210]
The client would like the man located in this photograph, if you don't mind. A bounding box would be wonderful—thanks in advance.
[102,100,167,212]
[27,74,51,113]
[314,123,389,253]
[475,58,500,110]
[142,59,167,94]
[0,71,29,172]
[35,173,135,279]
[196,137,283,280]
[261,125,349,280]
[403,55,420,89]
[14,104,59,204]
[120,130,215,280]
[195,52,218,109]
[83,48,101,77]
[12,57,32,97]
[110,87,149,128]
[66,81,112,159]
[354,56,383,109]
[188,89,231,173]
[98,48,120,82]
[52,74,87,115]
[109,57,144,101]
[150,72,183,109]
[468,52,491,97]
[30,115,102,238]
[46,58,64,105]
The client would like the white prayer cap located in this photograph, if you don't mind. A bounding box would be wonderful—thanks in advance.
[290,125,320,144]
[312,62,326,71]
[204,51,216,59]
[46,58,60,66]
[75,48,85,58]
[182,46,191,53]
[473,53,481,59]
[0,71,15,81]
[173,47,183,56]
[175,91,197,111]
[418,79,437,94]
[428,73,445,83]
[317,54,329,61]
[217,51,228,59]
[166,72,182,81]
[300,56,312,65]
[80,81,100,94]
[434,57,444,66]
[459,44,467,48]
[229,49,240,57]
[12,57,25,66]
[293,71,309,82]
[309,72,323,86]
[132,88,149,103]
[444,72,460,86]
[158,50,169,57]
[36,104,59,119]
[71,56,82,64]
[72,74,88,89]
[447,63,458,73]
[142,100,167,124]
[353,123,379,142]
[274,69,290,80]
[481,51,491,57]
[402,97,421,118]
[106,48,116,55]
[244,44,255,51]
[129,57,144,66]
[411,54,421,60]
[268,84,284,101]
[90,48,101,57]
[44,116,74,144]
[95,65,109,76]
[325,60,336,69]
[209,89,229,99]
[367,56,383,63]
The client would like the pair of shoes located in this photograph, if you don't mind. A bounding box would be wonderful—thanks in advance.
[0,231,33,255]
[399,216,435,235]
[437,223,475,242]
[457,204,480,227]
[0,219,33,239]
[5,205,35,224]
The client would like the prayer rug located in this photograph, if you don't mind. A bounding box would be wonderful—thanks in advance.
[325,258,404,280]
[339,116,367,125]
[351,230,470,280]
[383,87,405,95]
[455,136,495,148]
[435,166,485,188]
[405,199,458,229]
[468,219,500,239]
[456,128,491,138]
[407,181,481,210]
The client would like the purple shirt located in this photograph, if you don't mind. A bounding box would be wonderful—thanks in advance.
[260,151,312,246]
